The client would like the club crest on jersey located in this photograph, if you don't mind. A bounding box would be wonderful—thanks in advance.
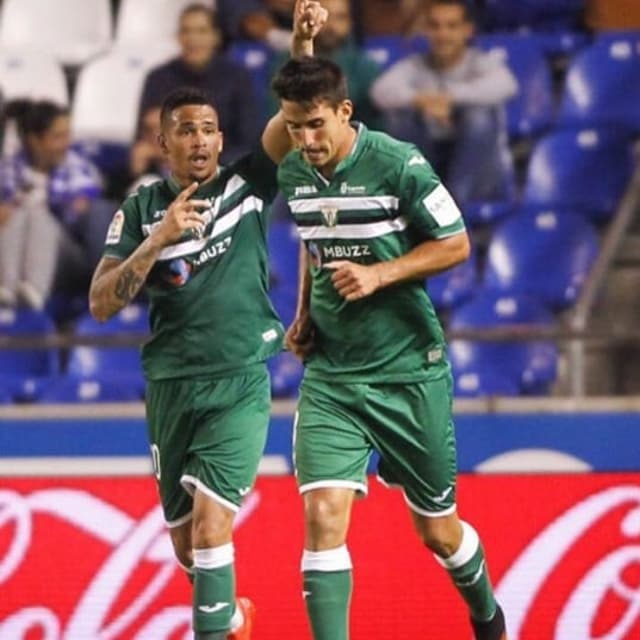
[320,206,339,227]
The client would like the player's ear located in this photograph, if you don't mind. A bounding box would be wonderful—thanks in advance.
[338,100,353,124]
[158,133,169,154]
[217,132,224,153]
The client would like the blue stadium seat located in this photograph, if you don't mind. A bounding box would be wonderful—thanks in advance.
[522,129,634,223]
[482,0,585,32]
[427,246,478,311]
[36,377,141,403]
[0,308,59,402]
[595,30,640,45]
[454,369,521,397]
[475,34,554,139]
[0,388,12,404]
[226,41,273,109]
[558,39,640,135]
[463,201,514,228]
[481,1,588,56]
[67,304,148,397]
[268,350,303,398]
[268,220,300,289]
[363,35,427,70]
[484,209,599,310]
[269,286,297,328]
[449,292,558,396]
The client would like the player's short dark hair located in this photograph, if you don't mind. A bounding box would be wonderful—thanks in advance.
[19,100,69,138]
[429,0,475,22]
[160,87,217,128]
[179,2,217,30]
[271,57,349,110]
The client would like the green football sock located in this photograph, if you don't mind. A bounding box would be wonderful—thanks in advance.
[435,521,497,622]
[302,546,353,640]
[193,544,235,633]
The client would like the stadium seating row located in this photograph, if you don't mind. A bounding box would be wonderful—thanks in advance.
[0,0,589,66]
[3,31,640,166]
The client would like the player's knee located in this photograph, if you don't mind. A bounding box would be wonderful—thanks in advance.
[304,495,349,545]
[417,515,463,558]
[192,503,235,548]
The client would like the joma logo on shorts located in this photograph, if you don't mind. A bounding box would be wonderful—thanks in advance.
[323,245,371,259]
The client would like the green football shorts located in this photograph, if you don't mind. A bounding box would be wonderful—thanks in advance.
[294,374,458,516]
[146,365,270,527]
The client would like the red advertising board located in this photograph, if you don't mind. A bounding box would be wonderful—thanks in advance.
[1,473,640,639]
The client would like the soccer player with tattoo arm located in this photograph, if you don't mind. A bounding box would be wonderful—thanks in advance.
[88,4,327,639]
[271,56,508,640]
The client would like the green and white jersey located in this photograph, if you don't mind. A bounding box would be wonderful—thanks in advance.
[104,147,284,381]
[277,123,466,383]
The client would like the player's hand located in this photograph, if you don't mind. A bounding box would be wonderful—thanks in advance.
[325,260,383,301]
[293,0,328,41]
[155,182,209,246]
[414,92,453,127]
[286,311,315,360]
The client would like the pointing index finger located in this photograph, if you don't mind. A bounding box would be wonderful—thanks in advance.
[324,261,348,270]
[177,181,199,202]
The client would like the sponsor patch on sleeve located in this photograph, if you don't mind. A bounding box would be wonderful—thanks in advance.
[422,184,462,227]
[105,210,125,245]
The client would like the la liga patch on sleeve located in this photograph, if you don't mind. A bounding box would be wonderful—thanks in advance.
[422,184,462,227]
[105,210,125,245]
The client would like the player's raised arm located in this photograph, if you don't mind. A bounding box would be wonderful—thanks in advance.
[89,182,208,321]
[262,1,328,163]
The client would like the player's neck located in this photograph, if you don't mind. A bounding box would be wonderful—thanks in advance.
[319,126,357,179]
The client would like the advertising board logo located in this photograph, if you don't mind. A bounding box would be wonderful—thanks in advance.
[496,485,640,638]
[0,487,259,638]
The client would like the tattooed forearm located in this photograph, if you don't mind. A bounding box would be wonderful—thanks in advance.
[89,235,164,322]
[114,268,144,304]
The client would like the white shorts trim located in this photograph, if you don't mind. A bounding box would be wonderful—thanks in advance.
[405,494,457,518]
[298,479,367,496]
[181,474,240,513]
[166,510,193,529]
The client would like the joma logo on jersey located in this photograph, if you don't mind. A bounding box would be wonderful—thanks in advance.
[323,245,371,259]
[320,207,339,227]
[295,185,318,196]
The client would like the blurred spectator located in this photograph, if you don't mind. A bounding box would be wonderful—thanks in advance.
[127,106,169,194]
[267,0,382,127]
[370,0,517,206]
[0,101,107,310]
[137,2,260,163]
[352,0,422,37]
[585,0,640,32]
[216,0,296,51]
[0,90,4,151]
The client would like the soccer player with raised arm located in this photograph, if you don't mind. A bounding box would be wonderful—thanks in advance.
[272,56,508,640]
[88,4,327,639]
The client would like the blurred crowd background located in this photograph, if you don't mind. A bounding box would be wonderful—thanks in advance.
[1,0,640,403]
